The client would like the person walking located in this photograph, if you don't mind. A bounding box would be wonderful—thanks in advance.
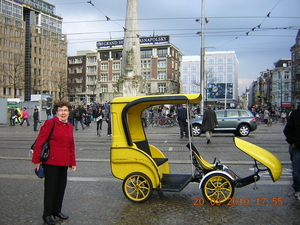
[33,108,39,131]
[9,107,17,126]
[74,105,85,130]
[202,105,218,144]
[95,107,104,136]
[20,107,30,126]
[106,107,112,137]
[32,101,76,225]
[283,105,300,200]
[177,104,189,138]
[141,109,148,127]
[68,106,75,126]
[46,105,52,120]
[281,110,287,125]
[15,107,21,124]
[264,108,271,126]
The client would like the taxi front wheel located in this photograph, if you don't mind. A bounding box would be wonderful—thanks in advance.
[122,172,153,203]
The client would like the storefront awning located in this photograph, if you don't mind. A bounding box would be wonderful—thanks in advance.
[282,103,291,107]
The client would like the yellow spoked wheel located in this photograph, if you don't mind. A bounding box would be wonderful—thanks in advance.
[202,173,234,205]
[122,172,153,203]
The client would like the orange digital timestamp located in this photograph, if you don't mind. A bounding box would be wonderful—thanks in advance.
[193,197,284,206]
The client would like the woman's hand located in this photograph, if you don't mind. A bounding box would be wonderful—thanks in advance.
[34,163,41,170]
[71,166,76,171]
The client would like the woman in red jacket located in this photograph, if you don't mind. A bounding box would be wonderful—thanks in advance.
[32,101,76,225]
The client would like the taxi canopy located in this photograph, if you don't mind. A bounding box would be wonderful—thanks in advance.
[111,94,202,146]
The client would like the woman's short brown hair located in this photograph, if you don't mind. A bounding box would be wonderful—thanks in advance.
[53,101,72,113]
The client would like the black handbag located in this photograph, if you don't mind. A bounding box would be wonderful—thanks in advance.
[31,119,55,161]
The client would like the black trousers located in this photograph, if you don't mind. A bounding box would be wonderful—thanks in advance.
[179,121,189,137]
[97,120,103,133]
[43,164,68,217]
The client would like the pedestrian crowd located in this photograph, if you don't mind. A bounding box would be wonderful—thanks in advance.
[250,105,291,126]
[8,101,112,137]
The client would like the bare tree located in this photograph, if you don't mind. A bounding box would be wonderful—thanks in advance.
[53,69,68,101]
[166,80,179,94]
[31,70,42,94]
[0,54,24,98]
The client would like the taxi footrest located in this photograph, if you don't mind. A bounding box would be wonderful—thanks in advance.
[161,174,193,192]
[153,158,168,166]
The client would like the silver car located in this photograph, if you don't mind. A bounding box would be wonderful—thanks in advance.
[191,109,257,137]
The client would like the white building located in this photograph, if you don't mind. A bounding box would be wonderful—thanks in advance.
[181,51,239,108]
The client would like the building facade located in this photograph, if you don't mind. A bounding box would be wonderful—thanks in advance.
[0,0,67,101]
[270,59,292,109]
[67,53,87,104]
[291,29,300,107]
[67,36,182,104]
[248,59,292,111]
[181,51,239,109]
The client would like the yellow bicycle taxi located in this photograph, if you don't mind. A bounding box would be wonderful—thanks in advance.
[110,93,282,204]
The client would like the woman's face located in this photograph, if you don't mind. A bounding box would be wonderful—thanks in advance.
[57,106,69,122]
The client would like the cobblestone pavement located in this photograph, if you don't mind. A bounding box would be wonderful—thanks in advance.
[0,120,299,225]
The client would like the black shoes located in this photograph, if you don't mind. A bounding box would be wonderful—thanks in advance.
[53,212,69,220]
[42,216,55,225]
[207,139,211,144]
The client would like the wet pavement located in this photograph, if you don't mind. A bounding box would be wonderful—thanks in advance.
[0,120,299,225]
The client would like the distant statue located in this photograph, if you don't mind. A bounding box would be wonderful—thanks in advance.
[126,49,134,66]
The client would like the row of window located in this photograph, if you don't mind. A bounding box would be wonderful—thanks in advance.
[1,1,23,20]
[87,56,97,63]
[0,38,23,50]
[40,14,62,33]
[0,26,24,37]
[99,48,178,61]
[275,71,290,80]
[33,57,64,68]
[182,86,200,94]
[69,58,82,64]
[1,52,22,60]
[182,65,234,73]
[207,57,234,64]
[3,87,22,96]
[69,60,168,74]
[33,47,64,58]
[33,35,64,48]
[182,74,234,84]
[33,68,62,77]
[20,0,55,14]
[69,83,167,94]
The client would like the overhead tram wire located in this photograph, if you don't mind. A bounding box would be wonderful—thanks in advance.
[62,16,300,24]
[63,27,298,37]
[217,0,284,49]
[54,1,86,5]
[87,0,126,32]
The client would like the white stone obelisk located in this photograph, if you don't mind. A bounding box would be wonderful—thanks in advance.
[121,0,143,96]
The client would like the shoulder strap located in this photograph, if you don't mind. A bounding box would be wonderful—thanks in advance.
[46,119,55,142]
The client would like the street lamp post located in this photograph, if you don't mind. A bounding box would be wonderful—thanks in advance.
[280,72,283,112]
[197,0,205,115]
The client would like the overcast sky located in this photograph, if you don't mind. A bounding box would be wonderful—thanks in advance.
[48,0,299,94]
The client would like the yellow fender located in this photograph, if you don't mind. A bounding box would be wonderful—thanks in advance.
[234,137,282,182]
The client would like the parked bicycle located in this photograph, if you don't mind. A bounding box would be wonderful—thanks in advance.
[153,115,173,127]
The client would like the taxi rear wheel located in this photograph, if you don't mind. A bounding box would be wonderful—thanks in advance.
[122,172,153,203]
[201,173,234,205]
